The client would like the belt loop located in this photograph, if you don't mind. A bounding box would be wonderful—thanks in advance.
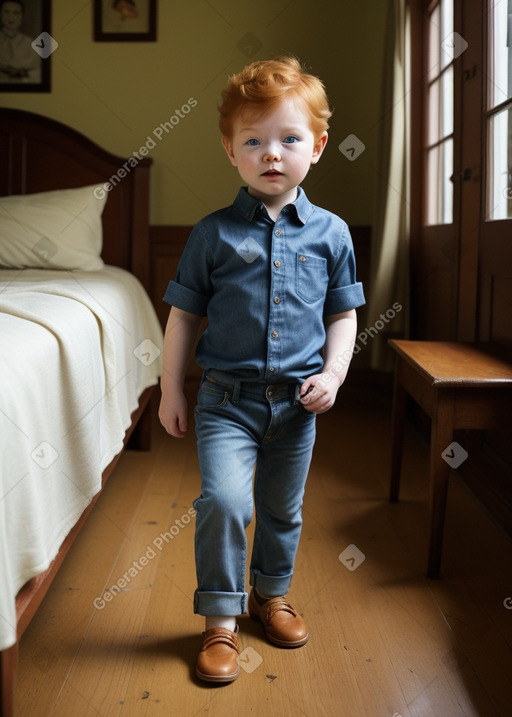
[232,379,241,404]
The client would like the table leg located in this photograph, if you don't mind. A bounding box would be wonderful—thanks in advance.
[390,369,407,502]
[427,392,455,578]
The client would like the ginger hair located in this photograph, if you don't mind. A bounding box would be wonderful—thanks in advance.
[218,56,332,140]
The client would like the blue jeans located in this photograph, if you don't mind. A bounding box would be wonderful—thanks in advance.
[193,371,317,616]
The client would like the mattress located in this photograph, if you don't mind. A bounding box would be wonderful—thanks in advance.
[0,266,163,651]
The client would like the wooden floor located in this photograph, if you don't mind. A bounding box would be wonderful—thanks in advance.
[13,382,512,716]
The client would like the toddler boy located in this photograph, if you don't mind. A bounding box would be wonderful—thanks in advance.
[159,57,365,683]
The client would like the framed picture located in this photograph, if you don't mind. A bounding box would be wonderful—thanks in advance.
[94,0,157,42]
[0,0,52,92]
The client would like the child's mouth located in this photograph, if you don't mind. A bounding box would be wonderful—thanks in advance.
[262,169,283,176]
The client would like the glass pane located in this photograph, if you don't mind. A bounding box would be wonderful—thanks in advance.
[440,0,454,70]
[441,66,454,137]
[427,139,454,225]
[428,4,441,81]
[428,79,440,145]
[428,68,453,145]
[427,147,440,225]
[425,0,454,226]
[487,107,512,220]
[489,0,512,109]
[441,138,454,223]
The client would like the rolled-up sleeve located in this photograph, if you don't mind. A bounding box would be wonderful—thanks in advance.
[163,222,212,316]
[163,280,210,316]
[324,222,365,314]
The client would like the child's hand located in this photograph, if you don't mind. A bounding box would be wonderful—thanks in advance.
[299,374,339,414]
[158,388,189,438]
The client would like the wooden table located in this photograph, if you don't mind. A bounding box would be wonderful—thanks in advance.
[388,340,512,578]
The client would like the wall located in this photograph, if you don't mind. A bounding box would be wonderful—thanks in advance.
[1,0,388,227]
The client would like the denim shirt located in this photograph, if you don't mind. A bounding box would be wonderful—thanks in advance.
[163,186,365,382]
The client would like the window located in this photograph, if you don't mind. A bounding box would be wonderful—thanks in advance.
[487,0,512,220]
[425,0,455,225]
[412,0,512,342]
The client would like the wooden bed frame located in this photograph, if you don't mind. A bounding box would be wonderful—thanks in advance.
[0,108,156,717]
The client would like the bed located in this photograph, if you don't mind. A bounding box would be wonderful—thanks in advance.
[0,109,163,716]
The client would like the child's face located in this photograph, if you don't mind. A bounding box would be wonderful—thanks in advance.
[222,97,327,206]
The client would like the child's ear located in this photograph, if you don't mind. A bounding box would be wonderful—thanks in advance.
[222,136,238,167]
[310,132,328,165]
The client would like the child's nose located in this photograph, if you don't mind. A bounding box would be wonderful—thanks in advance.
[263,144,282,162]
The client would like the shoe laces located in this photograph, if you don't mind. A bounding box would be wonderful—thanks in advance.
[265,597,298,622]
[201,626,239,652]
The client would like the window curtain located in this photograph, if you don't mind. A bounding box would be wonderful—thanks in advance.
[367,0,411,372]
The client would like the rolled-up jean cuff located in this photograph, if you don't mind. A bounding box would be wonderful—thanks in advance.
[194,589,248,616]
[250,569,293,597]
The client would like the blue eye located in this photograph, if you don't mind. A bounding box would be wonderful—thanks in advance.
[247,138,260,146]
[283,136,299,143]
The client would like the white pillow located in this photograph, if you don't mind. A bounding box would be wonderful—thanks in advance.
[0,184,108,271]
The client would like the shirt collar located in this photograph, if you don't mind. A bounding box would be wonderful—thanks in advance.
[233,186,314,225]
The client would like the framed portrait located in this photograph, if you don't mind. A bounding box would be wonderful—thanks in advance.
[94,0,157,42]
[0,0,52,92]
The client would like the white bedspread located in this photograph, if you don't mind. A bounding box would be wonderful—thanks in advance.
[0,266,163,651]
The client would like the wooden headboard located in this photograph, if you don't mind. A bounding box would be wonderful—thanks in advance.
[0,108,152,290]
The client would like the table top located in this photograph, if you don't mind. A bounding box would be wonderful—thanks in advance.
[388,340,512,387]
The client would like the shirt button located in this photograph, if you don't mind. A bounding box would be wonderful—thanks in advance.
[274,260,281,267]
[271,331,279,338]
[269,367,275,372]
[275,230,282,236]
[274,296,280,304]
[300,255,306,262]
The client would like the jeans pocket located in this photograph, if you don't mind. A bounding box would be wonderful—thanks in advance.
[197,381,230,408]
[295,398,315,417]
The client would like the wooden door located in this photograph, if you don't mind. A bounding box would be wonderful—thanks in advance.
[478,1,512,344]
[411,0,461,340]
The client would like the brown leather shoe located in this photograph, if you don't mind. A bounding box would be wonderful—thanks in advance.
[249,589,309,647]
[196,626,240,683]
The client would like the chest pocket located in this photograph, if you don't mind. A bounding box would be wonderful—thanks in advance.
[296,253,328,303]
